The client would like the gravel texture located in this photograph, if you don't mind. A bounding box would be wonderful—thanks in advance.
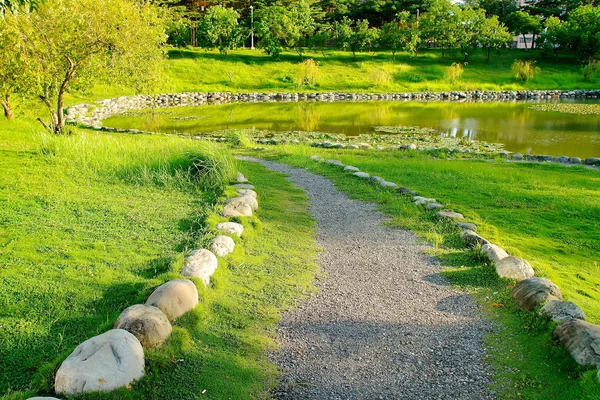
[240,157,495,400]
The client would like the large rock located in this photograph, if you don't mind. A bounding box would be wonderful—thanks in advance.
[325,159,344,167]
[541,300,586,323]
[369,176,385,183]
[353,172,370,178]
[511,278,562,310]
[181,249,219,285]
[145,279,198,321]
[226,195,258,211]
[55,330,144,395]
[222,202,252,217]
[232,183,255,190]
[210,235,235,257]
[344,166,360,172]
[495,256,535,281]
[413,196,436,206]
[114,305,172,348]
[425,203,444,210]
[456,222,477,231]
[481,243,508,264]
[380,181,399,189]
[216,222,244,237]
[460,229,490,247]
[236,188,257,198]
[437,211,464,220]
[235,172,248,183]
[554,319,600,367]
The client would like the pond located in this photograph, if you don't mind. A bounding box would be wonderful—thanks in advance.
[104,100,600,159]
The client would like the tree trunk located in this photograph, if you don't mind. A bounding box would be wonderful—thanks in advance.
[392,51,396,61]
[1,95,13,120]
[55,57,75,134]
[522,33,528,51]
[486,47,491,62]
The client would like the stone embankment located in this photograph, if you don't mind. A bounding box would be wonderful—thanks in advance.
[65,89,600,129]
[26,172,259,399]
[309,154,600,381]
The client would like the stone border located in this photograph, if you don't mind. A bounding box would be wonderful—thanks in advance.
[65,89,600,129]
[309,154,600,379]
[26,172,259,398]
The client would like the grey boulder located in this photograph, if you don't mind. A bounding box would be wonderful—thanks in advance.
[511,278,562,310]
[236,188,257,198]
[437,211,464,220]
[210,235,235,257]
[481,243,509,264]
[461,229,490,247]
[235,172,248,183]
[425,203,444,210]
[146,279,199,321]
[353,172,370,178]
[554,319,600,367]
[541,300,586,323]
[456,222,477,231]
[114,305,172,348]
[55,330,144,395]
[216,222,244,237]
[232,183,255,189]
[344,166,360,172]
[226,195,258,211]
[222,202,252,217]
[495,256,535,281]
[380,181,399,189]
[181,249,219,285]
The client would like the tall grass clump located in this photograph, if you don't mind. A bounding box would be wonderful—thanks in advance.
[297,58,319,87]
[511,60,541,82]
[582,58,600,81]
[38,130,236,190]
[445,62,464,83]
[370,67,393,87]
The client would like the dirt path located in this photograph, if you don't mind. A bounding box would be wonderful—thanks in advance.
[241,157,495,400]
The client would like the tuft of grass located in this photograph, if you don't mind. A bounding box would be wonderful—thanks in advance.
[445,62,465,83]
[297,58,319,88]
[512,60,541,82]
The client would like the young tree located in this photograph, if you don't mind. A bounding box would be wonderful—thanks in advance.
[379,11,420,60]
[1,0,166,133]
[310,23,334,58]
[477,15,512,61]
[421,0,462,61]
[561,5,600,60]
[457,7,486,62]
[198,5,241,56]
[335,17,374,59]
[504,10,542,50]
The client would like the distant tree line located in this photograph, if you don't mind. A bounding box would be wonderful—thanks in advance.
[164,0,600,62]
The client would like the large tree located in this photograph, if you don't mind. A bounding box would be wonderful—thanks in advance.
[421,0,462,61]
[335,17,379,59]
[379,11,420,60]
[504,10,542,50]
[1,0,166,132]
[477,15,512,61]
[198,5,241,56]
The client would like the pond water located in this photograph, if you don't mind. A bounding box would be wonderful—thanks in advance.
[105,100,600,158]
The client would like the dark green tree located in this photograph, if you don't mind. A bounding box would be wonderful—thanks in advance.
[504,10,542,50]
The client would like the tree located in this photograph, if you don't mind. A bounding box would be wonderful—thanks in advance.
[464,0,517,20]
[1,0,166,133]
[310,23,334,58]
[560,5,600,60]
[523,0,596,21]
[378,11,420,60]
[198,5,241,56]
[0,0,40,14]
[538,15,565,58]
[504,10,542,50]
[335,17,375,59]
[477,15,512,61]
[421,0,462,61]
[457,7,486,62]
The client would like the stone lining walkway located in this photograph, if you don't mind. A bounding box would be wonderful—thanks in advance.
[240,157,495,400]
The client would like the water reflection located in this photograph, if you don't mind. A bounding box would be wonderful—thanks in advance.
[106,100,600,158]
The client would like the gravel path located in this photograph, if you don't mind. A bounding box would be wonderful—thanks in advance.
[240,157,495,400]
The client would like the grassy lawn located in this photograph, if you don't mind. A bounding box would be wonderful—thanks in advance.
[0,118,318,399]
[237,145,600,399]
[60,47,600,108]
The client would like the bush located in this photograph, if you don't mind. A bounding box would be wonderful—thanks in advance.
[445,62,464,83]
[370,67,393,87]
[511,60,540,82]
[297,58,319,87]
[582,58,600,81]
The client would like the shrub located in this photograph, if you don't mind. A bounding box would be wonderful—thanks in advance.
[511,60,540,82]
[445,62,464,83]
[297,58,319,87]
[582,58,600,81]
[370,67,393,87]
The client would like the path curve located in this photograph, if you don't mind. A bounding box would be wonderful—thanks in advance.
[241,157,495,400]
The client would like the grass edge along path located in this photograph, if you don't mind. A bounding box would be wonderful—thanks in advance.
[243,148,600,400]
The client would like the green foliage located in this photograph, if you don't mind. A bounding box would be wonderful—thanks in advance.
[0,0,166,133]
[334,17,379,59]
[477,15,512,62]
[379,11,420,60]
[504,10,542,50]
[445,62,464,82]
[198,5,242,56]
[421,0,463,60]
[369,67,393,87]
[511,59,541,81]
[297,58,320,87]
[561,5,600,60]
[582,58,600,80]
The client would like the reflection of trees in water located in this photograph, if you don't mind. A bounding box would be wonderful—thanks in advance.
[143,109,165,131]
[369,104,392,126]
[295,103,322,131]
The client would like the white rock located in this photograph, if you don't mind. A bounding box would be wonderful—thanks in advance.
[210,235,235,257]
[461,229,490,247]
[437,211,464,220]
[114,305,172,348]
[226,195,258,211]
[235,172,248,183]
[325,159,344,167]
[55,330,144,395]
[232,183,255,189]
[223,202,252,217]
[541,300,586,323]
[344,166,360,172]
[481,243,509,264]
[146,279,198,321]
[380,181,399,189]
[216,222,244,237]
[236,189,257,198]
[353,172,370,178]
[181,249,219,285]
[425,203,444,210]
[495,256,535,281]
[413,197,437,205]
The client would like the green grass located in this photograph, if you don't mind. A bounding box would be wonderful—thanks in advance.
[238,145,600,399]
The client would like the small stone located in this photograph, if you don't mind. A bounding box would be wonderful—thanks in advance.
[569,157,582,164]
[541,300,586,323]
[407,144,417,150]
[481,243,508,264]
[356,142,373,149]
[511,278,562,310]
[347,145,359,149]
[181,249,219,285]
[495,256,535,281]
[235,172,248,183]
[554,319,600,367]
[325,159,344,167]
[226,195,258,211]
[457,222,477,231]
[222,202,252,217]
[369,176,385,183]
[114,305,172,348]
[236,189,257,198]
[210,235,235,257]
[55,330,144,395]
[380,181,399,189]
[216,222,244,237]
[413,197,436,206]
[353,172,370,178]
[146,279,199,321]
[461,229,490,247]
[425,203,444,210]
[555,156,569,163]
[344,166,360,172]
[584,157,600,166]
[232,183,255,189]
[398,188,417,195]
[512,153,523,160]
[310,155,323,161]
[437,211,464,220]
